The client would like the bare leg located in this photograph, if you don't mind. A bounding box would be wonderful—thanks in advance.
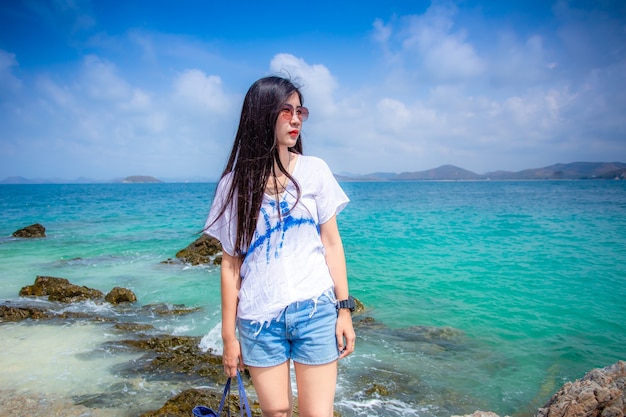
[248,361,293,417]
[293,360,338,417]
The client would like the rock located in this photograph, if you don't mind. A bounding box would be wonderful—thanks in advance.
[354,316,386,329]
[12,223,46,238]
[0,305,50,321]
[536,361,626,417]
[353,297,365,313]
[119,335,224,380]
[167,234,223,266]
[139,388,224,417]
[105,287,137,304]
[0,304,97,322]
[19,275,104,303]
[364,383,391,397]
[113,322,154,332]
[140,386,263,417]
[141,303,202,316]
[141,384,338,417]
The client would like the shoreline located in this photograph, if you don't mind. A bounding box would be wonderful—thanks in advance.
[3,190,626,417]
[2,281,625,417]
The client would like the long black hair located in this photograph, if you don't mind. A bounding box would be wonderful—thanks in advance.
[211,76,304,258]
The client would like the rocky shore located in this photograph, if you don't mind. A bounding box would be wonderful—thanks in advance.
[2,229,625,417]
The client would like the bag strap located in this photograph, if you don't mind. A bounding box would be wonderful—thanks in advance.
[236,371,252,417]
[217,377,231,417]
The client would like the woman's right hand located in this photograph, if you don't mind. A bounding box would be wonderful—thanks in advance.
[220,252,243,377]
[222,337,243,377]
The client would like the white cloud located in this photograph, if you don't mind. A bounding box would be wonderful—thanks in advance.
[172,69,233,115]
[128,30,157,61]
[0,48,243,178]
[375,98,413,134]
[386,3,486,82]
[0,50,22,92]
[424,35,484,79]
[270,53,339,116]
[37,76,74,107]
[119,89,152,112]
[372,18,392,45]
[1,1,624,179]
[81,55,132,101]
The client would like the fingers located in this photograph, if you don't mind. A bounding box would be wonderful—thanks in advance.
[222,341,243,377]
[336,330,353,351]
[223,358,244,377]
[338,335,356,359]
[336,313,356,359]
[224,364,238,377]
[336,325,356,358]
[336,330,344,352]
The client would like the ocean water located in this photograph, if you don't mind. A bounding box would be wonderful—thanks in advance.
[1,181,625,417]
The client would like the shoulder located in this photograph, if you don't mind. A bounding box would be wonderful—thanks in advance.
[298,155,331,172]
[295,155,341,195]
[212,172,235,203]
[216,171,234,190]
[220,171,234,182]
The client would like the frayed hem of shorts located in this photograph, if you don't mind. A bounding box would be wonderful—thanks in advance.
[244,355,339,368]
[291,354,340,366]
[243,358,289,368]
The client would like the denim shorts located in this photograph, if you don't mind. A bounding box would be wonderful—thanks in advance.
[237,294,339,367]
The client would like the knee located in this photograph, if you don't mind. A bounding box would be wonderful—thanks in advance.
[260,405,292,417]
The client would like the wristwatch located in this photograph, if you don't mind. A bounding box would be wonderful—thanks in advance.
[336,296,355,312]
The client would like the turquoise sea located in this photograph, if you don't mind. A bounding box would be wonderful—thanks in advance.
[1,180,625,417]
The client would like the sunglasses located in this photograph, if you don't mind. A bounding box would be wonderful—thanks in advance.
[280,103,309,122]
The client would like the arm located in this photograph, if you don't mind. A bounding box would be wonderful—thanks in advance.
[221,251,244,376]
[320,214,356,359]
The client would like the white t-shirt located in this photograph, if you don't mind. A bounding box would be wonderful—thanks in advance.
[204,155,349,325]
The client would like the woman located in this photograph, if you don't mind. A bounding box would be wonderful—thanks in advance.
[204,76,355,417]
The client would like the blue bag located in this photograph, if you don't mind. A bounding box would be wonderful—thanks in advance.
[192,371,252,417]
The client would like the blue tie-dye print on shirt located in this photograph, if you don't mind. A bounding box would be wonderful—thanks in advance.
[245,197,318,263]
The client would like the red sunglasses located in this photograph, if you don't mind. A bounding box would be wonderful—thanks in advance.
[280,103,309,122]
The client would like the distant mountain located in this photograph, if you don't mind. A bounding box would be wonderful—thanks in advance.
[0,176,38,184]
[396,164,481,180]
[0,175,163,184]
[115,175,162,183]
[3,162,625,184]
[338,162,626,181]
[74,176,102,184]
[483,162,626,180]
[158,176,217,183]
[336,172,398,181]
[0,176,76,184]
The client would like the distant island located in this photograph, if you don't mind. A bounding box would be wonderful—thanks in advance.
[115,175,162,183]
[0,175,164,184]
[1,162,625,184]
[337,161,626,181]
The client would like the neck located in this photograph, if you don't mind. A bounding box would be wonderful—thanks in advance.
[266,148,293,196]
[276,147,292,174]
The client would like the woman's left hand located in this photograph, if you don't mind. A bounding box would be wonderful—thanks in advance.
[336,309,356,358]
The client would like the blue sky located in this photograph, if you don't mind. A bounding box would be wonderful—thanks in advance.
[1,0,625,180]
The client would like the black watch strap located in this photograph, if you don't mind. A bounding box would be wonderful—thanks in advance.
[337,296,355,312]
